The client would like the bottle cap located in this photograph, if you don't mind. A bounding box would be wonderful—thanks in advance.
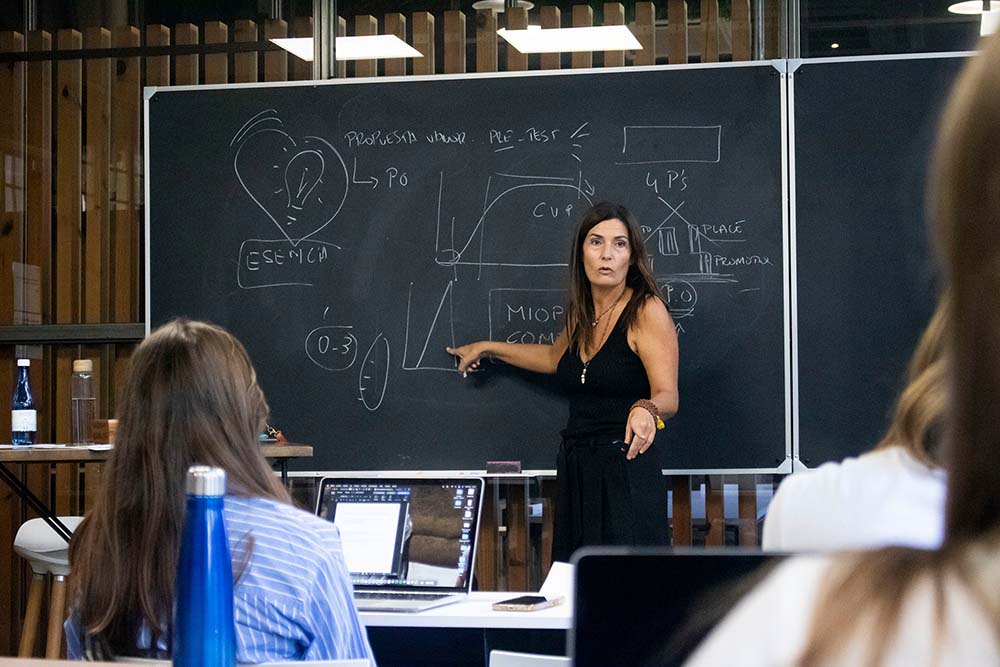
[17,359,30,367]
[185,466,227,497]
[72,359,94,373]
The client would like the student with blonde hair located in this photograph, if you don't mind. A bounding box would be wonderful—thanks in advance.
[686,33,1000,667]
[66,319,374,663]
[762,299,948,551]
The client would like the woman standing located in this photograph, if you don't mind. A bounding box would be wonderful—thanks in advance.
[449,202,679,561]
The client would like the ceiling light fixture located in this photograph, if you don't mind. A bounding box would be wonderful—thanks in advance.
[947,1,1000,13]
[497,25,642,54]
[471,0,535,12]
[830,42,840,49]
[269,36,423,62]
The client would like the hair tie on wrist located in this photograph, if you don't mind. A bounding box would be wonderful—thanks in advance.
[631,399,665,430]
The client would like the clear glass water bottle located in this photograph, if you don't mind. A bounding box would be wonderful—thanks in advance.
[11,358,36,446]
[71,359,95,445]
[173,466,236,667]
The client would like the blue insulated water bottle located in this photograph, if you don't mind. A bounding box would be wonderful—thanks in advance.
[173,466,236,667]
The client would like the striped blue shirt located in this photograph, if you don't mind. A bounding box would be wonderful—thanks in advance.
[66,495,375,664]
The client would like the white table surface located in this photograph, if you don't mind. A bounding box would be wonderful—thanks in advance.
[359,591,572,630]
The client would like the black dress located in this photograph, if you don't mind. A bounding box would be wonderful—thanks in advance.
[551,314,669,562]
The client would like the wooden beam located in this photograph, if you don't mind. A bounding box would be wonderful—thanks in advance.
[571,5,593,69]
[603,3,625,68]
[444,11,466,75]
[354,15,378,78]
[633,2,656,66]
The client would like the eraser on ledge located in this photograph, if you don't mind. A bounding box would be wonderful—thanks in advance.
[486,460,522,474]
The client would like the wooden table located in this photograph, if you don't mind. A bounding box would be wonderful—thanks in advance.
[0,444,313,542]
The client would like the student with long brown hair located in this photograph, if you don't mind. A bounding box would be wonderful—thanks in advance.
[685,33,1000,667]
[762,299,949,551]
[448,202,679,561]
[66,319,373,663]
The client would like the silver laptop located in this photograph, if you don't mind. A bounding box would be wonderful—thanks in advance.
[316,476,484,612]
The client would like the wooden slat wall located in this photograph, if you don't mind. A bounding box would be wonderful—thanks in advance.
[0,9,780,648]
[384,14,406,77]
[354,15,378,78]
[0,29,25,655]
[571,5,593,69]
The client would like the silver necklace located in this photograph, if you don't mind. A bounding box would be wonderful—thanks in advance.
[581,292,624,385]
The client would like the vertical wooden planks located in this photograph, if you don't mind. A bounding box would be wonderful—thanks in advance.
[55,29,82,326]
[667,0,689,65]
[701,0,720,63]
[731,0,752,61]
[737,475,758,545]
[539,7,561,70]
[633,2,656,66]
[505,480,530,591]
[383,13,406,77]
[264,19,288,82]
[337,16,347,79]
[234,20,258,83]
[174,23,199,85]
[354,15,378,78]
[764,0,780,58]
[444,11,466,75]
[0,30,24,656]
[145,25,170,87]
[85,28,111,327]
[110,27,139,326]
[291,17,312,81]
[476,9,498,74]
[55,30,83,512]
[571,5,593,69]
[603,3,625,68]
[24,29,53,516]
[671,475,692,546]
[505,7,527,72]
[26,31,52,330]
[0,32,25,326]
[204,21,228,84]
[705,475,725,545]
[476,480,501,590]
[412,12,435,76]
[540,477,557,579]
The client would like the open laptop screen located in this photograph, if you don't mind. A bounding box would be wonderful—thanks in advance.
[571,547,785,667]
[316,477,483,592]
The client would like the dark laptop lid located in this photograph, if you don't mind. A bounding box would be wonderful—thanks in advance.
[570,547,785,667]
[316,477,484,594]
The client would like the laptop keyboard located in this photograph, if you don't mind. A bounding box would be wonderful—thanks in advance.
[355,592,451,601]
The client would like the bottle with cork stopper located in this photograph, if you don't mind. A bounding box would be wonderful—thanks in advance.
[71,359,95,446]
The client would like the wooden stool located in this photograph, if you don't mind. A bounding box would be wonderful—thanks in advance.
[14,516,84,658]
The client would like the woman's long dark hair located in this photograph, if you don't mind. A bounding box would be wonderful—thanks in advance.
[68,319,289,657]
[566,202,664,352]
[796,33,1000,667]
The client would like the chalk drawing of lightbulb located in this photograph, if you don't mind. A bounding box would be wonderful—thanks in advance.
[284,149,325,226]
[231,109,350,247]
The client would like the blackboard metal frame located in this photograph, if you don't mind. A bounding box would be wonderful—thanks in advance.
[143,60,794,475]
[787,50,972,473]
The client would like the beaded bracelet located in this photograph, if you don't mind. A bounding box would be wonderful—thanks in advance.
[630,399,666,430]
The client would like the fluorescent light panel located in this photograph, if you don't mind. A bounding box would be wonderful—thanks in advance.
[497,25,642,54]
[269,36,422,62]
[948,1,1000,13]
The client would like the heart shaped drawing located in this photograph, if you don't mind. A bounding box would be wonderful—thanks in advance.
[232,111,349,247]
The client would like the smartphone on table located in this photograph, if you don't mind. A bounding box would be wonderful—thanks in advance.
[491,595,564,611]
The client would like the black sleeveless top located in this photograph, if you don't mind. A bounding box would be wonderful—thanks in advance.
[555,314,652,441]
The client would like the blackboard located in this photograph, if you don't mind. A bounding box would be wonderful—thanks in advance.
[793,54,966,467]
[146,64,789,472]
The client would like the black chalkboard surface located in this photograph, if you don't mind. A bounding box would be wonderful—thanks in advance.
[793,54,966,467]
[147,64,789,472]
